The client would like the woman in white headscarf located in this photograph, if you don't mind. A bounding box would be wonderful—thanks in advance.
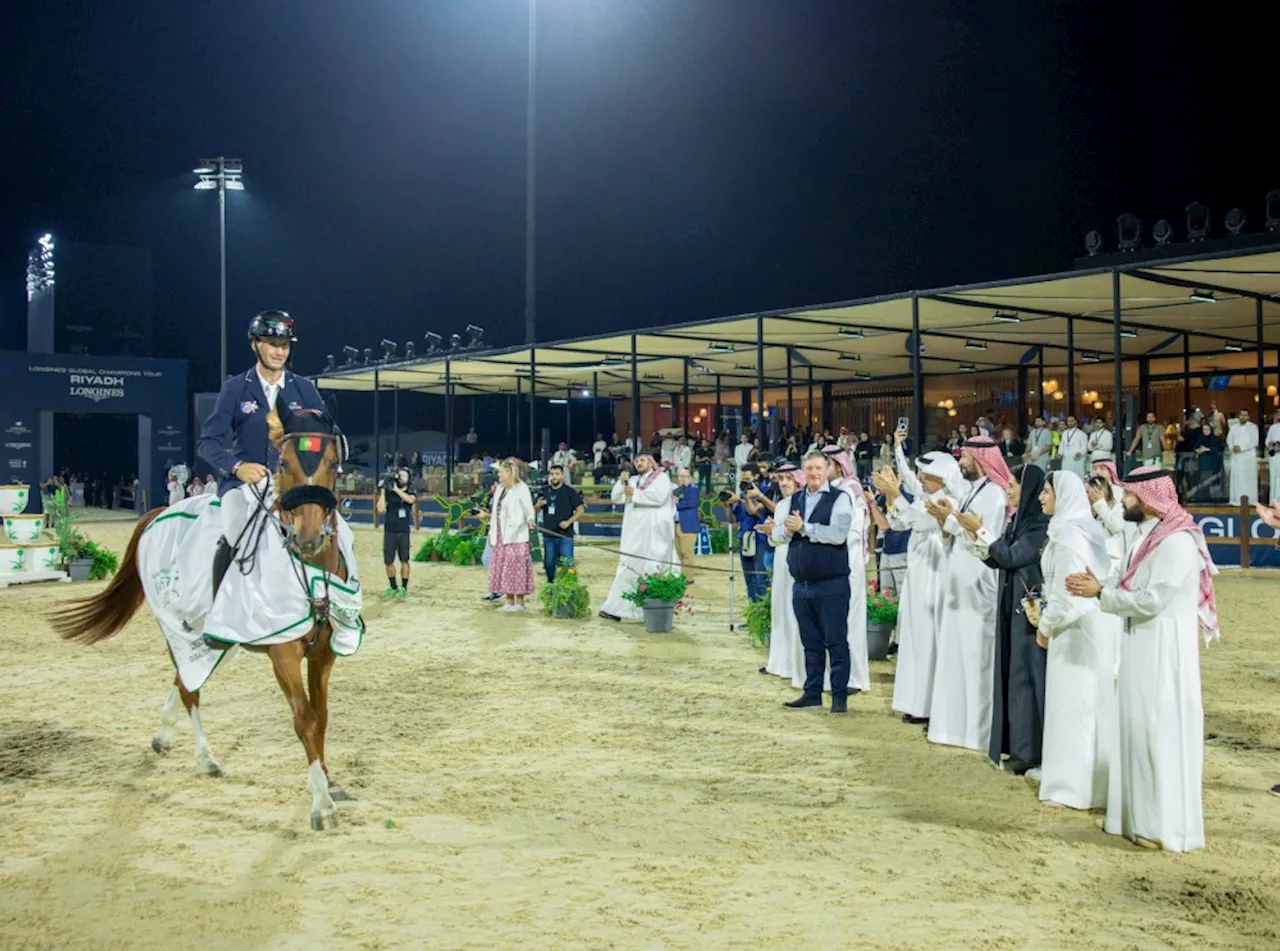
[875,445,968,723]
[1033,469,1118,809]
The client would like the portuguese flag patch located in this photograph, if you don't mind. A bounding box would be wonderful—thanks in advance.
[297,436,323,453]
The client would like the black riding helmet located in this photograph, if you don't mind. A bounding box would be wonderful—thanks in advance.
[248,310,297,342]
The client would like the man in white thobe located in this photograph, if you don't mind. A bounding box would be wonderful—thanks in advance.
[1266,409,1280,504]
[551,442,577,474]
[1226,409,1259,505]
[592,433,608,468]
[673,436,692,472]
[1087,418,1114,464]
[1066,467,1217,853]
[1025,416,1053,470]
[733,433,754,484]
[925,437,1008,751]
[1060,417,1089,479]
[877,444,968,723]
[599,454,676,622]
[660,434,677,467]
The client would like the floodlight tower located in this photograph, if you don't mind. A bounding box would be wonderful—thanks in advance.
[194,157,244,382]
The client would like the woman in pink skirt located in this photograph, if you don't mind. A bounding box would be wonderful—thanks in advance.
[484,458,536,612]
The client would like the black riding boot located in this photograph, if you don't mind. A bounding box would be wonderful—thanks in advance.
[205,537,238,651]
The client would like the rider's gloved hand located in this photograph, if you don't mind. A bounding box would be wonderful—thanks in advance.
[233,462,270,485]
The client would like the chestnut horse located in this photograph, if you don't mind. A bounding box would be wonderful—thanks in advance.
[51,405,354,830]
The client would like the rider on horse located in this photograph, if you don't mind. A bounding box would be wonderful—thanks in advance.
[198,310,327,596]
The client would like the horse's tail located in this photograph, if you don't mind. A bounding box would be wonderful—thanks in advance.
[49,507,163,645]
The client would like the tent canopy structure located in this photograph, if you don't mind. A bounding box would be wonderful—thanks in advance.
[316,245,1280,401]
[317,243,1280,482]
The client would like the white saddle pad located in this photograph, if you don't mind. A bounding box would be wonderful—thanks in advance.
[138,495,364,692]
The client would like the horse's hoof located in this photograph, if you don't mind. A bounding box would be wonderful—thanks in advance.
[328,785,351,802]
[310,808,338,831]
[151,735,171,755]
[202,762,223,778]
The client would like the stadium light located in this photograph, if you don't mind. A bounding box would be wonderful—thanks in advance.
[193,157,244,381]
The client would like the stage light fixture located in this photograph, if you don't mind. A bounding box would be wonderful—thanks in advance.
[707,341,736,353]
[1189,289,1216,304]
[959,363,977,372]
[423,331,442,353]
[466,324,484,348]
[837,327,865,339]
[1266,190,1280,230]
[852,372,872,381]
[341,345,360,367]
[1120,328,1138,339]
[1225,207,1246,235]
[381,339,398,361]
[1224,341,1244,352]
[363,348,373,365]
[964,339,987,351]
[324,354,336,372]
[1117,213,1141,250]
[1153,219,1173,245]
[1081,351,1101,363]
[1085,230,1104,256]
[404,341,416,359]
[1186,202,1210,240]
[449,333,462,350]
[993,312,1021,323]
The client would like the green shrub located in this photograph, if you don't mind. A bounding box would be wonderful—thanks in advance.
[621,570,687,607]
[537,558,591,618]
[744,588,771,647]
[867,579,899,625]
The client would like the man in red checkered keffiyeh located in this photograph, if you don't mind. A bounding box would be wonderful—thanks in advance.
[1119,466,1219,642]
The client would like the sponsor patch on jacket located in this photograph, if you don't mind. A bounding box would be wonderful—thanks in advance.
[288,401,302,411]
[240,400,259,415]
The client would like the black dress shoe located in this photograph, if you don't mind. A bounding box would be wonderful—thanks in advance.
[598,610,621,622]
[886,643,899,656]
[901,715,929,725]
[830,696,848,715]
[783,694,823,709]
[1006,758,1034,776]
[758,666,769,674]
[847,688,862,697]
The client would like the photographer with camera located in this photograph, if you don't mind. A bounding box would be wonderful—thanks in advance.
[375,467,416,599]
[723,464,768,602]
[535,464,585,582]
[672,468,701,575]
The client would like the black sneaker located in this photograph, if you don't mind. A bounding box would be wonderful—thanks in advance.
[830,696,848,715]
[783,694,823,710]
[481,593,502,602]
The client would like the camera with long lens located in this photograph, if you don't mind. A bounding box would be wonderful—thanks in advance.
[739,480,753,493]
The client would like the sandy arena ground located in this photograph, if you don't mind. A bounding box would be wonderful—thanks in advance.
[1,517,1278,950]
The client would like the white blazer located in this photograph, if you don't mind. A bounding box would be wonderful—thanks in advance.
[487,481,535,546]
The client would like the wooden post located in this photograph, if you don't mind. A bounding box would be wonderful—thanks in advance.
[1241,494,1252,569]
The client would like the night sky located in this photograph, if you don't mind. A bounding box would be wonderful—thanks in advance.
[2,0,1275,394]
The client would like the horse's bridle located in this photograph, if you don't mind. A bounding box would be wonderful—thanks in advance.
[238,425,345,656]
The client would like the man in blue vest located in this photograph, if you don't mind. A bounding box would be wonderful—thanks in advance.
[197,310,328,596]
[780,450,855,714]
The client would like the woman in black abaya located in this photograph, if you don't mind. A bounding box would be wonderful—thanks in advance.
[956,464,1050,773]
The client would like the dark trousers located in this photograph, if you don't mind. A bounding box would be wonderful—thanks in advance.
[543,533,574,582]
[697,467,712,493]
[740,542,767,601]
[792,575,851,700]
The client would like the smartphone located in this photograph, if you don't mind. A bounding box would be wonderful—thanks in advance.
[896,417,909,434]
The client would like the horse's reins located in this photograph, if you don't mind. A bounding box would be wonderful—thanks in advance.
[234,429,344,655]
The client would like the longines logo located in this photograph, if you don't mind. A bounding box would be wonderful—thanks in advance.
[69,373,126,402]
[5,422,30,436]
[4,442,32,451]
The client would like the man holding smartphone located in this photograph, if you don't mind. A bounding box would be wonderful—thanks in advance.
[535,464,585,581]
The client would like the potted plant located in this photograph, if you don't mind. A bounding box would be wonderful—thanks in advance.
[744,587,771,647]
[434,529,461,563]
[451,535,486,566]
[866,579,898,661]
[538,558,590,619]
[412,535,437,562]
[622,570,688,633]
